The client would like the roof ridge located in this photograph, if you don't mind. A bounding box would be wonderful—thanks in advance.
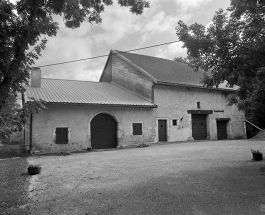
[173,58,192,66]
[114,50,178,63]
[112,50,237,91]
[114,50,200,71]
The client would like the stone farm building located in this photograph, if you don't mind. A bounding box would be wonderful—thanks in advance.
[24,50,246,153]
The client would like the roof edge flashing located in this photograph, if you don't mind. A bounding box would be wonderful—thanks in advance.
[41,102,158,108]
[99,50,112,82]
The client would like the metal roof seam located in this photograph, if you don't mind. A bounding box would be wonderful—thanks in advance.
[55,80,76,103]
[36,85,49,102]
[45,79,65,102]
[55,79,80,103]
[65,80,88,103]
[26,79,158,107]
[39,81,50,101]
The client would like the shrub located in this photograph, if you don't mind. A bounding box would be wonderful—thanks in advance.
[138,143,149,148]
[57,151,71,156]
[251,149,263,154]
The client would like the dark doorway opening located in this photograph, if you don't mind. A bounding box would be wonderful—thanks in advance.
[158,120,167,141]
[192,114,207,140]
[217,120,228,140]
[91,113,117,149]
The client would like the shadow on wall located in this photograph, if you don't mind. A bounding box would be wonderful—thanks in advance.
[246,123,261,139]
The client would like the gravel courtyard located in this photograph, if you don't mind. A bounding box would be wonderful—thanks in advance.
[27,140,265,215]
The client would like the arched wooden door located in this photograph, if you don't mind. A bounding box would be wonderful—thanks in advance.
[91,113,117,149]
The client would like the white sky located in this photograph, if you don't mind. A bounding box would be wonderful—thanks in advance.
[13,0,231,82]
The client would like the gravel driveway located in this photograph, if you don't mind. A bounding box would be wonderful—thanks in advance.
[27,140,265,215]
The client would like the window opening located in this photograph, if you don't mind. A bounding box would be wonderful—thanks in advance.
[56,127,68,144]
[133,123,142,135]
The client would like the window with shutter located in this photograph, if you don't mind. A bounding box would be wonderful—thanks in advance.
[56,127,68,144]
[132,123,142,135]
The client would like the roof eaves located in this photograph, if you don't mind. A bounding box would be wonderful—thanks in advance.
[44,102,158,108]
[156,81,236,92]
[112,50,158,83]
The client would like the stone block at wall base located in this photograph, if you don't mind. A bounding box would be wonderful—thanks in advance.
[187,136,194,141]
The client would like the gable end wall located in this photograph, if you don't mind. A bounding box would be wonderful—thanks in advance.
[100,55,112,82]
[154,85,246,141]
[111,55,153,101]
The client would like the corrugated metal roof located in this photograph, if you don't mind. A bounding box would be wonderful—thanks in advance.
[114,50,235,91]
[25,79,157,107]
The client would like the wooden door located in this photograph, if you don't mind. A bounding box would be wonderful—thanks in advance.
[91,114,117,149]
[192,114,207,140]
[158,120,167,141]
[217,121,227,140]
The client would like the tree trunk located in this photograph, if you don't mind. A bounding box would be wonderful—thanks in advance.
[0,76,12,111]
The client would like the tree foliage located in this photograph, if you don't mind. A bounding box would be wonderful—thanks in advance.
[176,0,265,128]
[0,95,46,139]
[0,0,149,137]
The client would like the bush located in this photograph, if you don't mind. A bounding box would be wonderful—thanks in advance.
[57,151,71,156]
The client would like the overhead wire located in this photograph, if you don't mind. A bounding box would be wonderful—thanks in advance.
[37,40,180,68]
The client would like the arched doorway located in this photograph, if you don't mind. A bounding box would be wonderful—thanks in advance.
[91,113,117,149]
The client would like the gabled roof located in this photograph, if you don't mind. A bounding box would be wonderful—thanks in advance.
[113,50,235,91]
[25,79,157,107]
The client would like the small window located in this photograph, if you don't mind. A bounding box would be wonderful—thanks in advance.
[197,102,201,108]
[172,119,177,126]
[133,123,142,135]
[56,127,68,144]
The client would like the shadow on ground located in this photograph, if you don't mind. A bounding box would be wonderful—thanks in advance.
[44,161,265,215]
[0,157,29,215]
[26,140,265,215]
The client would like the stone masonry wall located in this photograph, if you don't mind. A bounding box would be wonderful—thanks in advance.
[27,104,156,153]
[111,55,153,101]
[154,85,246,142]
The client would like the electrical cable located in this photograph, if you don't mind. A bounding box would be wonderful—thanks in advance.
[37,40,180,68]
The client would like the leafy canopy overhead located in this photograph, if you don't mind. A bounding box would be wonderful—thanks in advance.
[0,0,149,137]
[176,0,265,128]
[0,0,150,108]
